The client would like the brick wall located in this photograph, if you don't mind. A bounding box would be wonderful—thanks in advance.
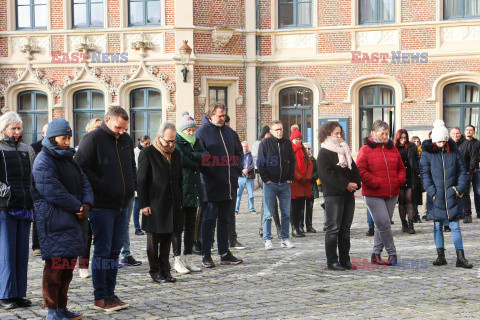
[318,32,352,53]
[402,0,436,22]
[401,28,436,50]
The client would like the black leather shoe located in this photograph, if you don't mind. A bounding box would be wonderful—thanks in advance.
[11,298,31,308]
[152,274,166,283]
[299,227,305,234]
[161,271,177,282]
[306,227,317,233]
[193,241,202,255]
[366,228,374,236]
[135,229,145,235]
[327,262,346,271]
[464,214,473,223]
[292,228,306,237]
[0,299,17,310]
[340,261,357,270]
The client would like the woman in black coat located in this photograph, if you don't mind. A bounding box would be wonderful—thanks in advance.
[137,122,183,283]
[393,129,421,234]
[317,122,361,271]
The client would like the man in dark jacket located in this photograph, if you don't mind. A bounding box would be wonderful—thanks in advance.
[464,125,480,220]
[257,120,296,250]
[76,107,135,312]
[28,123,48,257]
[195,103,243,268]
[450,127,478,223]
[302,142,318,233]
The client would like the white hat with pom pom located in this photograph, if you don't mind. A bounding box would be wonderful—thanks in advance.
[431,120,449,143]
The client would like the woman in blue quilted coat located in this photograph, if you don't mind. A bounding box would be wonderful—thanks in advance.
[420,120,472,269]
[31,118,94,320]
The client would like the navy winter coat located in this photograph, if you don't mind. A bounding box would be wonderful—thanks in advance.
[195,114,243,202]
[31,149,94,260]
[420,139,468,222]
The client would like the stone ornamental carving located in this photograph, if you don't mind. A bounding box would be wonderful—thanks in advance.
[212,28,234,48]
[118,60,176,111]
[356,30,397,46]
[63,65,114,96]
[125,32,164,56]
[68,35,106,52]
[12,36,48,57]
[276,34,315,49]
[441,26,480,42]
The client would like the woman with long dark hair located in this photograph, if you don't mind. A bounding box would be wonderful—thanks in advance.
[317,122,361,270]
[393,129,420,234]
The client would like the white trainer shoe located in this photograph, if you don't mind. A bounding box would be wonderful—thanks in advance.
[281,238,295,248]
[79,268,91,278]
[173,256,191,274]
[184,254,202,272]
[265,240,274,250]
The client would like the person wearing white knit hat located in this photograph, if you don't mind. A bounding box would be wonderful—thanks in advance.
[419,120,473,268]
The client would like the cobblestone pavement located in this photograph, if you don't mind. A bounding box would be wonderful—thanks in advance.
[4,189,480,319]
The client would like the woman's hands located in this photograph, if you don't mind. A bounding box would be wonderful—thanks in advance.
[347,182,358,192]
[75,204,91,221]
[142,207,152,217]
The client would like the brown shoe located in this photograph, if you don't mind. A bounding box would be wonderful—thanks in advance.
[108,295,129,310]
[93,299,122,312]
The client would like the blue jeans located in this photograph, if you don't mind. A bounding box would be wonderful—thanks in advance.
[89,206,129,301]
[472,170,480,214]
[132,197,141,230]
[235,177,255,212]
[262,182,291,241]
[121,197,134,259]
[434,220,463,250]
[0,211,30,299]
[201,200,232,256]
[366,208,374,229]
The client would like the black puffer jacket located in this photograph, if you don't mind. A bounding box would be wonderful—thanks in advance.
[76,122,136,209]
[0,136,33,211]
[257,136,295,184]
[455,135,478,173]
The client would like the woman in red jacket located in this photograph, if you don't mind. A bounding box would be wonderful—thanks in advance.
[290,129,313,238]
[356,120,406,266]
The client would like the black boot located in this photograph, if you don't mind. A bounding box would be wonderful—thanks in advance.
[413,213,422,223]
[401,220,408,233]
[407,220,415,234]
[464,214,473,223]
[444,225,451,232]
[456,249,473,268]
[432,248,447,266]
[192,241,202,255]
[366,228,374,236]
[292,228,305,237]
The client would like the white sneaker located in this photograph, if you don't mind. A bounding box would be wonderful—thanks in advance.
[173,256,190,274]
[184,254,202,272]
[79,268,91,278]
[265,240,274,250]
[281,239,295,248]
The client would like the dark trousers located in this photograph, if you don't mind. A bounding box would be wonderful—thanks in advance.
[201,200,232,256]
[32,221,40,250]
[172,207,197,256]
[462,174,473,215]
[324,193,355,265]
[228,190,238,244]
[194,206,204,244]
[78,221,93,269]
[147,233,172,278]
[89,207,129,301]
[300,198,314,229]
[290,198,306,230]
[42,258,75,308]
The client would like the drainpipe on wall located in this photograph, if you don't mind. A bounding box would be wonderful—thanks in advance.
[256,0,261,138]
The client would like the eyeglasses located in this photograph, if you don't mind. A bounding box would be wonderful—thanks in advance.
[160,137,176,144]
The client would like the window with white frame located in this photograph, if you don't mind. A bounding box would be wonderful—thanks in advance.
[359,0,395,24]
[16,0,47,29]
[72,0,104,28]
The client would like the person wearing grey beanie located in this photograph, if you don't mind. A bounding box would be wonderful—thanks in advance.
[178,111,197,132]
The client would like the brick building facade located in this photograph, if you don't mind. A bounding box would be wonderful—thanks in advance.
[1,0,479,152]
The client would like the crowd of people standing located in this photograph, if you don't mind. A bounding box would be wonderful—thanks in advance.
[0,102,479,319]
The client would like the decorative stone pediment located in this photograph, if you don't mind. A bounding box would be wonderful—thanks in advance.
[63,64,114,97]
[212,27,234,48]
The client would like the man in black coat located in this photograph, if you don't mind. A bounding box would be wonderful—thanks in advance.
[450,127,478,223]
[28,123,48,257]
[76,107,135,312]
[257,120,296,250]
[195,103,243,268]
[464,125,480,220]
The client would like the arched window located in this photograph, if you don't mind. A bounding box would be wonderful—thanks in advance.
[17,90,48,145]
[444,82,480,137]
[279,87,313,144]
[73,89,105,146]
[130,88,162,141]
[359,85,395,142]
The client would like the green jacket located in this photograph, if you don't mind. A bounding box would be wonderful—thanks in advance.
[175,133,209,208]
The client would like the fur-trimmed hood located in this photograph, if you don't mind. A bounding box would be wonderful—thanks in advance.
[363,137,394,149]
[421,138,456,154]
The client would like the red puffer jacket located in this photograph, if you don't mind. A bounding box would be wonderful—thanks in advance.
[356,137,406,198]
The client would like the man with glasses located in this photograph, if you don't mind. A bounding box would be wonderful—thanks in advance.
[76,107,135,312]
[195,103,243,268]
[257,121,296,250]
